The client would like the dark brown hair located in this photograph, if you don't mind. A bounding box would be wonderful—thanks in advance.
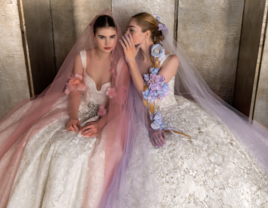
[93,15,116,34]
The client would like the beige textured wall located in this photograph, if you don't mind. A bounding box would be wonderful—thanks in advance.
[177,0,244,104]
[254,0,268,128]
[0,0,30,120]
[51,0,111,70]
[112,0,174,38]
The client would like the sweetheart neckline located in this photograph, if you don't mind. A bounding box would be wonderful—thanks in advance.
[85,72,111,92]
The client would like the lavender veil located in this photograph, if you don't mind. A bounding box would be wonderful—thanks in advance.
[98,16,268,208]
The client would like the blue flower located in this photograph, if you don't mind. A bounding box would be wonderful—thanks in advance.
[142,89,150,100]
[142,89,157,102]
[149,67,160,74]
[151,44,165,59]
[150,112,164,130]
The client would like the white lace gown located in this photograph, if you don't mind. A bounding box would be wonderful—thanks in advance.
[118,55,268,208]
[6,50,110,208]
[5,52,268,208]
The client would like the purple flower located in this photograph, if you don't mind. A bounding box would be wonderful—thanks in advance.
[153,14,161,21]
[143,74,170,102]
[147,74,165,86]
[142,89,157,103]
[143,74,150,82]
[158,23,168,31]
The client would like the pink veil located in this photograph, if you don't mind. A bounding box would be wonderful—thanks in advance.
[0,8,131,208]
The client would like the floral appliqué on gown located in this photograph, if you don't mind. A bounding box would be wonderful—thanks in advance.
[6,50,110,208]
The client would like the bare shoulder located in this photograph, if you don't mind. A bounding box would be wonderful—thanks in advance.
[166,54,179,66]
[160,54,179,72]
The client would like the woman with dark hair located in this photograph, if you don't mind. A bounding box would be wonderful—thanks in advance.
[0,9,131,208]
[106,12,268,207]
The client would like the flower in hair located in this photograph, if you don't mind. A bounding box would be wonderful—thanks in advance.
[106,87,117,99]
[153,14,161,21]
[158,23,168,31]
[151,44,165,59]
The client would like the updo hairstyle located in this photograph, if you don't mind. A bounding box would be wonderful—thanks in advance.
[131,12,164,68]
[93,15,116,34]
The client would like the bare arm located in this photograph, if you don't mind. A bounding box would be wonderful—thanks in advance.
[66,54,84,132]
[158,55,179,83]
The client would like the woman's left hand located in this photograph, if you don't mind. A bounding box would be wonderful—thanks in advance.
[119,34,141,62]
[149,128,166,148]
[80,121,100,138]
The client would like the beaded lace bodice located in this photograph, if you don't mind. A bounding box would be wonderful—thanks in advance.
[78,50,111,118]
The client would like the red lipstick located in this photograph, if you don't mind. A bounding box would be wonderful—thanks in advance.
[104,47,111,50]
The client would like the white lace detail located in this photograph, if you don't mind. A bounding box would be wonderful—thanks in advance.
[154,76,177,111]
[114,54,268,207]
[6,50,110,208]
[5,51,268,208]
[117,95,268,207]
[154,54,177,110]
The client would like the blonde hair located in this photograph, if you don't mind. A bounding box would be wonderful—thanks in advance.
[131,12,163,68]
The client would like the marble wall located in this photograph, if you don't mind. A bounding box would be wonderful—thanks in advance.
[112,0,174,38]
[233,0,266,117]
[0,0,30,120]
[177,0,244,104]
[51,0,111,70]
[254,0,268,128]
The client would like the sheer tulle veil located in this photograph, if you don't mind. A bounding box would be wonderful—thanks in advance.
[161,29,268,174]
[98,15,268,208]
[0,8,132,207]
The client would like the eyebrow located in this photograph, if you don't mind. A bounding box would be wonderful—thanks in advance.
[127,25,135,28]
[98,34,116,37]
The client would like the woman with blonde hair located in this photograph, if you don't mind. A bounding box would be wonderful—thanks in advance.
[100,12,268,207]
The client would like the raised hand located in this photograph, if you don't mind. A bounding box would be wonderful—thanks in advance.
[149,128,166,148]
[119,34,141,62]
[79,121,100,138]
[66,119,81,133]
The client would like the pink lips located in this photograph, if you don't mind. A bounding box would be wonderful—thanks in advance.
[104,47,111,50]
